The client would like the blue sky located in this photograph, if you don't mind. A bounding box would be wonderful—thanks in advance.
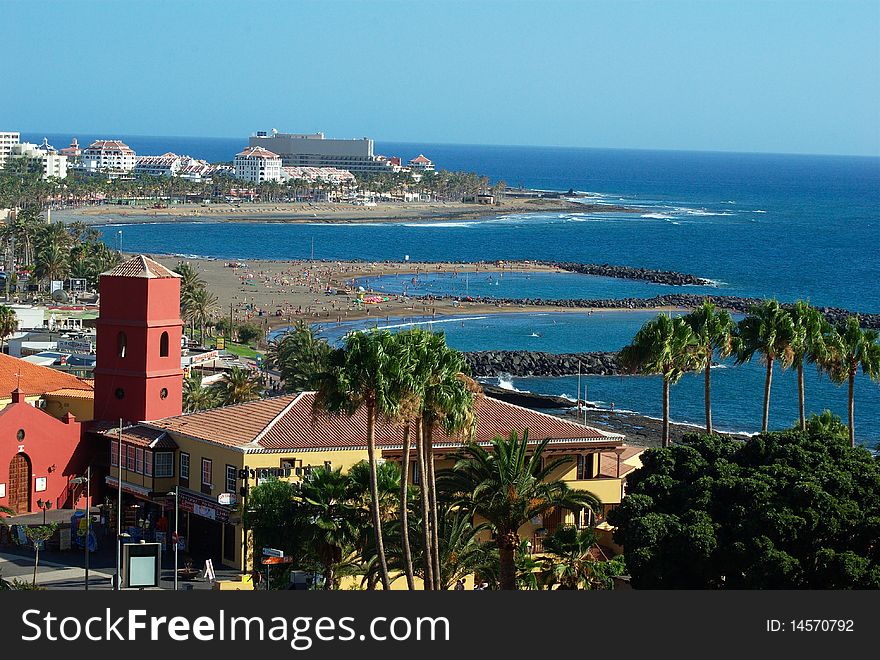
[3,0,878,155]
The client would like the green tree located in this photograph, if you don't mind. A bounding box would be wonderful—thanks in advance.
[619,314,700,447]
[266,321,331,392]
[313,330,401,590]
[236,322,263,345]
[441,430,601,590]
[218,366,263,405]
[182,373,220,412]
[822,317,880,447]
[734,300,796,432]
[299,467,361,590]
[788,301,832,431]
[683,301,736,435]
[243,477,301,574]
[25,523,59,586]
[0,305,17,352]
[608,429,880,588]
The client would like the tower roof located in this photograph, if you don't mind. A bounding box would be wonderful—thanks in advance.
[101,255,181,279]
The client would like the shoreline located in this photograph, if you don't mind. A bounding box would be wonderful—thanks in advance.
[53,197,640,226]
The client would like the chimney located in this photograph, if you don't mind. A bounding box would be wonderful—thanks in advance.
[11,388,25,404]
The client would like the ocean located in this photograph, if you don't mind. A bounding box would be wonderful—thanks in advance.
[28,133,879,443]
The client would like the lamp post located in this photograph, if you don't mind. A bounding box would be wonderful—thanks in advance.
[70,465,91,590]
[167,487,179,591]
[36,499,52,525]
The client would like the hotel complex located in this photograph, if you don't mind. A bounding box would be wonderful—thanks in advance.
[233,146,283,183]
[80,139,137,176]
[248,130,399,174]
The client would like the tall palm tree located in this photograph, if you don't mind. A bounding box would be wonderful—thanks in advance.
[34,242,69,286]
[619,314,699,447]
[0,305,17,353]
[417,332,477,588]
[266,321,331,392]
[683,301,735,435]
[219,366,263,405]
[313,330,401,590]
[186,285,219,346]
[442,430,601,590]
[823,317,880,447]
[734,300,796,432]
[788,301,832,431]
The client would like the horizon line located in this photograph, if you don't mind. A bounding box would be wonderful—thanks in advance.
[14,128,880,160]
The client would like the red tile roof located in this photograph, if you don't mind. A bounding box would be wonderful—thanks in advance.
[148,392,623,453]
[101,425,177,449]
[0,354,94,398]
[236,146,281,160]
[101,255,181,279]
[85,139,135,154]
[409,154,432,164]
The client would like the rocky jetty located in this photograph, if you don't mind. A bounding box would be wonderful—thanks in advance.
[464,350,621,378]
[480,384,580,409]
[544,261,713,286]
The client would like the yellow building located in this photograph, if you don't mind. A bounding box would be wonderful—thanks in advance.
[105,391,642,577]
[0,353,94,421]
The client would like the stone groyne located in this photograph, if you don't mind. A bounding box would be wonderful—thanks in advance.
[464,350,621,378]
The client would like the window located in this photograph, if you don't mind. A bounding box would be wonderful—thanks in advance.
[226,465,236,494]
[144,451,153,477]
[126,445,136,471]
[201,458,213,494]
[576,454,596,480]
[160,388,168,400]
[154,452,174,478]
[180,452,190,487]
[110,442,118,467]
[117,331,127,358]
[115,388,125,400]
[135,448,144,474]
[160,331,169,357]
[411,462,420,485]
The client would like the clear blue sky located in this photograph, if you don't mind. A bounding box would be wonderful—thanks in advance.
[3,0,878,155]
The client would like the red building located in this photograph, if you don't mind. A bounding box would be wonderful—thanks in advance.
[93,255,183,424]
[0,390,86,514]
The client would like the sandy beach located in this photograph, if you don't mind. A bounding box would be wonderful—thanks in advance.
[150,255,685,333]
[53,196,638,226]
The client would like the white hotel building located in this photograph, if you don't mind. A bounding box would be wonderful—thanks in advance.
[248,130,398,174]
[0,131,21,169]
[234,146,282,183]
[80,139,137,175]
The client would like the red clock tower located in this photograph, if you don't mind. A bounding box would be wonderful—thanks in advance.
[93,255,183,424]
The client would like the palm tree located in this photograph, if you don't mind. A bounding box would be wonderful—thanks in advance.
[313,330,401,590]
[417,332,477,588]
[788,301,832,430]
[0,305,17,352]
[683,301,736,435]
[823,317,880,447]
[442,430,601,590]
[540,525,610,590]
[218,366,263,405]
[183,373,220,412]
[186,285,219,346]
[619,314,700,447]
[734,300,796,432]
[34,242,70,286]
[266,321,331,392]
[299,467,361,590]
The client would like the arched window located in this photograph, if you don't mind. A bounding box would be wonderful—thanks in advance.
[160,331,169,357]
[117,331,127,358]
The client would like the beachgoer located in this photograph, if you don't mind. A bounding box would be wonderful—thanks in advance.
[454,579,465,591]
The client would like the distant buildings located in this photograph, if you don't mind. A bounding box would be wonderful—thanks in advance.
[134,152,225,182]
[408,154,435,172]
[280,166,356,186]
[234,146,282,183]
[0,131,20,169]
[248,130,400,174]
[80,139,137,176]
[59,137,81,165]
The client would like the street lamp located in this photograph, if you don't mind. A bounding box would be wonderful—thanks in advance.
[166,487,179,591]
[70,465,91,590]
[36,499,53,524]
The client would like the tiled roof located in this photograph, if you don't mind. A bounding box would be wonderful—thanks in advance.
[236,146,280,160]
[44,388,96,400]
[101,255,181,279]
[598,446,644,478]
[101,425,177,449]
[0,354,94,398]
[85,139,135,154]
[148,391,623,453]
[409,154,432,164]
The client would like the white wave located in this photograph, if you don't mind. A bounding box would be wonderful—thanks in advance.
[401,222,476,228]
[710,364,728,369]
[496,376,523,392]
[362,316,488,332]
[640,213,676,219]
[753,210,767,213]
[682,209,735,217]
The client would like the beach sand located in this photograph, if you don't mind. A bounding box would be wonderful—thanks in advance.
[151,255,684,332]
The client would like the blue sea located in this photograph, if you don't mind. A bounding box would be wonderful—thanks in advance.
[30,133,879,444]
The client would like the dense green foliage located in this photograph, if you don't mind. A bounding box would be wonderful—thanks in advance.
[608,428,880,588]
